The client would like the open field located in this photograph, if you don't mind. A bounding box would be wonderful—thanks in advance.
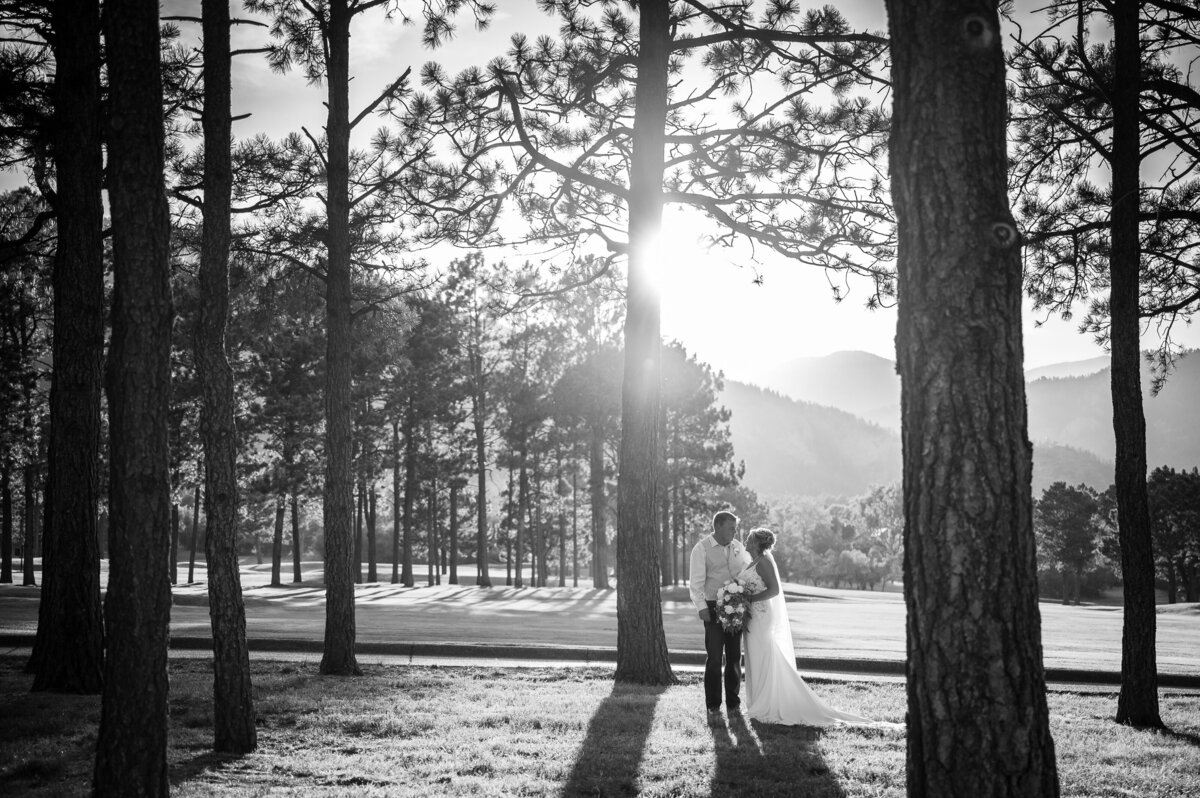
[2,560,1198,677]
[2,657,1199,797]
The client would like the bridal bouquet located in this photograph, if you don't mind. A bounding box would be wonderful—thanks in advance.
[715,579,750,633]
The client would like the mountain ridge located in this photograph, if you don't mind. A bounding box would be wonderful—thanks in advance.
[722,350,1197,499]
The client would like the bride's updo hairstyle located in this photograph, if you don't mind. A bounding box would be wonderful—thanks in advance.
[749,528,776,553]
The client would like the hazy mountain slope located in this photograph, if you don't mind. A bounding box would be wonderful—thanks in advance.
[722,379,1122,498]
[1030,443,1114,495]
[1025,356,1110,381]
[757,350,1198,469]
[1026,352,1199,466]
[757,351,901,430]
[720,380,901,497]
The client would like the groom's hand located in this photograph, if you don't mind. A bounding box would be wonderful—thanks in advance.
[698,608,712,623]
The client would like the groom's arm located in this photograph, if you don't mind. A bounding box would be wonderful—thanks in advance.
[688,543,708,620]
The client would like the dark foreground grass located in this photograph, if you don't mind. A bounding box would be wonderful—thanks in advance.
[1,657,1197,797]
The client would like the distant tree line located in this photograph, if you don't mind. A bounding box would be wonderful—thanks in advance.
[0,226,753,590]
[1035,469,1200,605]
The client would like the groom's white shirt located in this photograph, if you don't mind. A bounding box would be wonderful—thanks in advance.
[689,534,751,614]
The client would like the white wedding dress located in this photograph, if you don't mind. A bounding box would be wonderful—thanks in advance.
[739,555,896,728]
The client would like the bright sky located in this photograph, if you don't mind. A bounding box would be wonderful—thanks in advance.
[652,207,1200,382]
[5,0,1195,380]
[219,0,1200,378]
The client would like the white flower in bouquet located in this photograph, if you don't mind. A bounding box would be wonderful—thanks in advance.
[715,579,751,633]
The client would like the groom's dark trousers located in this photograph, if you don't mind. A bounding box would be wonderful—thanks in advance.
[703,600,742,710]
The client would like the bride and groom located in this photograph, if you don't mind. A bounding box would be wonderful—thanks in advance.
[688,510,895,728]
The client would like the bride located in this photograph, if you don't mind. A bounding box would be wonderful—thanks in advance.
[739,527,899,728]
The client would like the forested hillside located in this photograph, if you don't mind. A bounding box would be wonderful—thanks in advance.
[720,380,901,497]
[733,350,1199,497]
[722,376,1174,499]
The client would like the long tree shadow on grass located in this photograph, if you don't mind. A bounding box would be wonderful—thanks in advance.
[169,750,247,788]
[1160,727,1200,748]
[710,712,847,798]
[561,684,666,797]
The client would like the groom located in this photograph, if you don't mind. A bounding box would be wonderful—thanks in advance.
[688,510,751,716]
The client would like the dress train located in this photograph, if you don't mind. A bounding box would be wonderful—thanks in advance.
[739,556,900,729]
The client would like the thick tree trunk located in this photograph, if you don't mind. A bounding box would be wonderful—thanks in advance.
[886,1,1059,794]
[170,504,180,584]
[571,468,579,587]
[449,481,460,585]
[1,454,12,583]
[532,456,541,586]
[319,0,359,676]
[660,485,670,587]
[196,0,256,753]
[272,498,284,586]
[589,423,610,589]
[516,453,527,588]
[1183,565,1199,604]
[672,485,683,585]
[94,0,174,789]
[533,453,546,586]
[392,421,401,583]
[30,0,106,692]
[1109,0,1162,730]
[473,387,491,587]
[401,410,417,587]
[506,468,515,586]
[614,0,674,686]
[354,479,364,583]
[187,481,200,584]
[291,493,302,582]
[367,487,378,582]
[558,510,566,587]
[21,464,37,586]
[427,482,438,586]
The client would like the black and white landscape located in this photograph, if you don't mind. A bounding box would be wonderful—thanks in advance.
[724,350,1198,498]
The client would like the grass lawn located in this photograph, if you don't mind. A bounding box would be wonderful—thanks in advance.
[2,657,1198,797]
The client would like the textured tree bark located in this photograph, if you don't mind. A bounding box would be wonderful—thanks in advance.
[367,488,378,583]
[291,493,302,583]
[533,454,546,586]
[589,424,609,588]
[572,469,579,587]
[355,479,364,583]
[449,481,461,585]
[319,0,360,676]
[170,504,180,584]
[21,465,36,586]
[197,0,257,753]
[402,409,417,587]
[392,420,401,583]
[516,453,528,588]
[614,0,674,686]
[473,377,492,587]
[29,0,105,693]
[187,481,201,584]
[1109,0,1162,730]
[659,487,670,587]
[272,498,285,586]
[1,454,12,583]
[558,510,566,587]
[885,1,1060,794]
[94,0,173,789]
